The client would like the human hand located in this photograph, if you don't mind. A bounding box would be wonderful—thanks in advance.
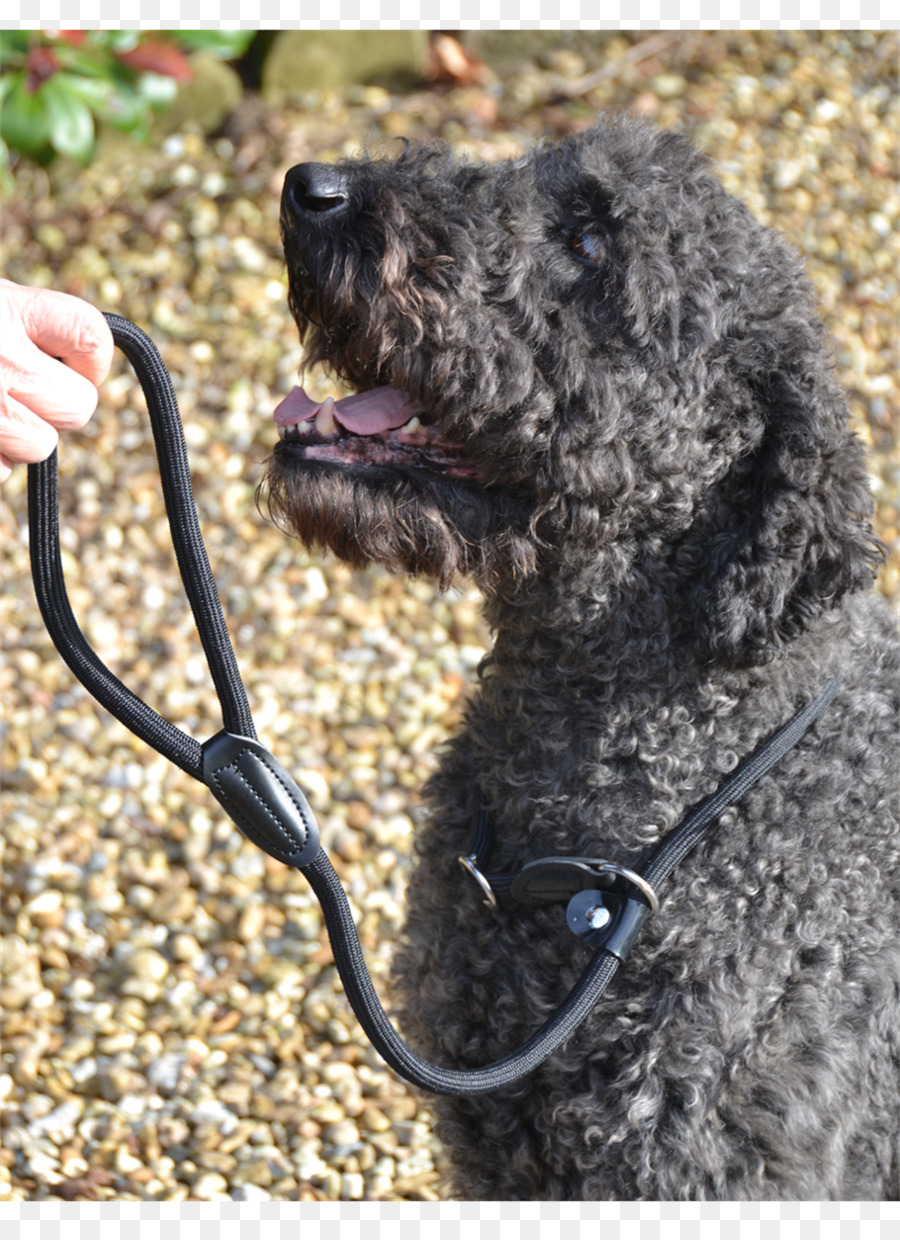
[0,278,114,483]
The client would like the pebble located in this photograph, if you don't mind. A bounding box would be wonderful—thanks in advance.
[1,31,895,1206]
[26,1100,83,1142]
[341,1172,366,1200]
[191,1172,231,1200]
[231,1183,273,1201]
[192,1100,240,1134]
[146,1055,187,1095]
[323,1118,362,1154]
[125,949,169,983]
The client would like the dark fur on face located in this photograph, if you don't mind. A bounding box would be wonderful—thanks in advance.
[263,118,881,663]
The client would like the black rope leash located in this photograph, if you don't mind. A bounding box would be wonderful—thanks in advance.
[27,315,841,1097]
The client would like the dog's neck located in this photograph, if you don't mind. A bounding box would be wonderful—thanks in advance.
[483,550,697,692]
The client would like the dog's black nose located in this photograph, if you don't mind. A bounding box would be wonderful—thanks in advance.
[283,163,351,219]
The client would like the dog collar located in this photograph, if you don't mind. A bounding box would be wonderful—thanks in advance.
[458,668,841,965]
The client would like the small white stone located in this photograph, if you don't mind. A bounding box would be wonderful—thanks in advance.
[868,211,891,238]
[192,1172,230,1200]
[127,949,169,983]
[341,1172,365,1200]
[26,1151,62,1183]
[116,1146,144,1175]
[303,567,329,602]
[27,1099,83,1141]
[231,1184,273,1201]
[815,99,842,121]
[396,1147,434,1178]
[172,163,198,187]
[192,1099,239,1134]
[25,890,63,917]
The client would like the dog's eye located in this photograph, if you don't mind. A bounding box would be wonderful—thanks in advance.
[570,232,606,266]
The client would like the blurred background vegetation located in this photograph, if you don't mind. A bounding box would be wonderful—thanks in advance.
[0,31,255,168]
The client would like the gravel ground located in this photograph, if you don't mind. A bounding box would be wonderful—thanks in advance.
[1,31,897,1203]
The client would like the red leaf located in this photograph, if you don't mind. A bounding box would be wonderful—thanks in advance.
[25,45,59,91]
[50,30,87,46]
[116,41,193,84]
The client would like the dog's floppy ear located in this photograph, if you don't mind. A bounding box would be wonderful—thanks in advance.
[680,329,884,666]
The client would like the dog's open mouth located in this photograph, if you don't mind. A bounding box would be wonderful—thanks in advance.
[274,386,477,479]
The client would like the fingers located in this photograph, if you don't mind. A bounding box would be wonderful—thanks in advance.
[0,280,113,477]
[0,392,60,468]
[5,280,114,387]
[2,346,101,431]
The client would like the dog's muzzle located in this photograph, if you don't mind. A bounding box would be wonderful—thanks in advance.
[282,163,352,222]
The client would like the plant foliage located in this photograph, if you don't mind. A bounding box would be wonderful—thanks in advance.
[0,30,254,167]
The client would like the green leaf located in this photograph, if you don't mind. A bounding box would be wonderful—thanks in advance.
[135,71,178,106]
[93,31,140,54]
[59,73,114,111]
[41,75,95,162]
[98,81,150,132]
[0,30,31,69]
[52,46,118,80]
[0,71,52,157]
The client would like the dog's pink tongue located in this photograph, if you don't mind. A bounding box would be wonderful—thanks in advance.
[274,386,420,435]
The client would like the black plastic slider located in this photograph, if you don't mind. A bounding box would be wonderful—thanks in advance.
[566,889,652,963]
[202,731,320,869]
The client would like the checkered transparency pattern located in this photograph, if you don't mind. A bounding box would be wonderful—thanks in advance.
[5,0,900,23]
[4,1202,900,1235]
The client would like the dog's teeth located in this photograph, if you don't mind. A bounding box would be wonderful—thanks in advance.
[314,397,337,437]
[404,416,422,432]
[279,420,313,439]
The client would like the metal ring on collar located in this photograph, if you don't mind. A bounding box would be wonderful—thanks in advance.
[458,854,499,908]
[589,862,660,913]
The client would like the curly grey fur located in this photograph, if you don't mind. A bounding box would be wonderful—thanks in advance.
[265,116,900,1200]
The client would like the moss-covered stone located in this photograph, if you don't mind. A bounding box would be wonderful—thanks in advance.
[155,51,244,136]
[261,31,428,103]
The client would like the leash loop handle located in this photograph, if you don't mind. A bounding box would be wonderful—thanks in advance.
[27,313,255,779]
[99,314,256,744]
[27,445,206,780]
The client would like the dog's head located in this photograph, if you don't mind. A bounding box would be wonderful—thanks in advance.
[264,116,880,663]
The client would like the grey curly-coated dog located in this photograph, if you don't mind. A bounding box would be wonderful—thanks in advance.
[265,115,900,1200]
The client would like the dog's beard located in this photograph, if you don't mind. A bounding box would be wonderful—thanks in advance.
[264,299,490,585]
[261,452,535,589]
